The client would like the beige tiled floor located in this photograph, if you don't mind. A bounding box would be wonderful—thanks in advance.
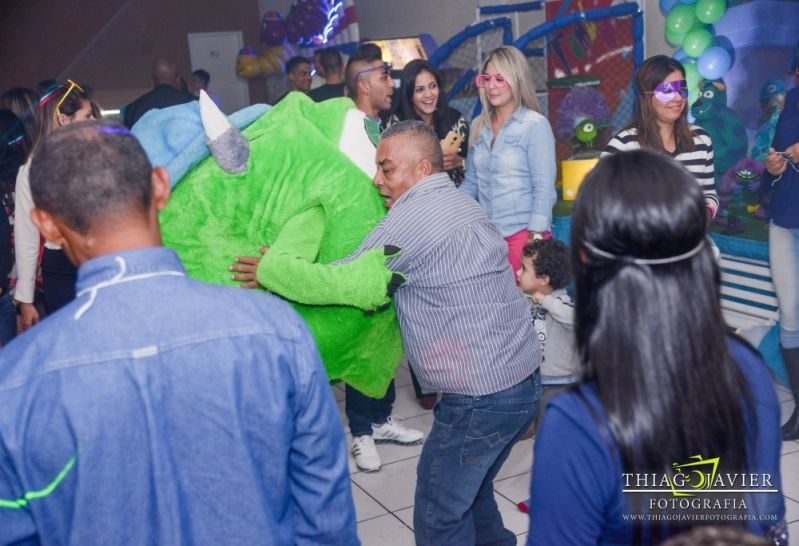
[342,362,799,545]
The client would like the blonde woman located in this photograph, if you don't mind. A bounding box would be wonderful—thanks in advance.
[15,81,95,330]
[460,46,557,276]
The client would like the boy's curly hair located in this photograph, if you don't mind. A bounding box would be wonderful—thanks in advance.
[522,239,571,290]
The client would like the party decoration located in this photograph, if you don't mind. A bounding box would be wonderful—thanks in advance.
[695,0,727,24]
[682,28,713,57]
[697,46,731,80]
[236,44,297,79]
[691,80,747,179]
[556,87,611,153]
[673,48,689,62]
[660,0,679,14]
[666,4,697,35]
[666,29,687,47]
[261,11,286,46]
[683,61,702,103]
[712,35,735,68]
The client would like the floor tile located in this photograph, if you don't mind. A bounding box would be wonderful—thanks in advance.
[394,506,414,530]
[783,440,799,456]
[352,456,421,512]
[495,438,535,481]
[391,384,432,421]
[356,513,415,546]
[789,520,798,546]
[497,492,530,535]
[776,385,793,403]
[332,383,346,402]
[351,481,388,523]
[782,399,796,425]
[494,472,532,505]
[336,399,350,433]
[517,533,528,545]
[394,366,413,389]
[780,450,799,502]
[786,495,799,525]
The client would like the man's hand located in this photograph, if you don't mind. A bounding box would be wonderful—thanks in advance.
[230,246,268,289]
[19,302,39,331]
[764,147,790,177]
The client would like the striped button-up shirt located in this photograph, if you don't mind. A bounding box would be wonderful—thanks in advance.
[346,172,540,396]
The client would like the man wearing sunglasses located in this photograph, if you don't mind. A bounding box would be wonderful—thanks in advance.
[345,48,395,131]
[123,57,196,129]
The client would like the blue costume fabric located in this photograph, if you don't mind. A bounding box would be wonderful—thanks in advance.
[0,247,358,545]
[527,338,785,545]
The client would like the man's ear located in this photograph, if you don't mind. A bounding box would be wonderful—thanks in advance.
[31,208,66,247]
[417,158,432,178]
[150,167,171,211]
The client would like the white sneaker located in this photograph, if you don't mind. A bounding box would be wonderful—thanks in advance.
[351,435,381,472]
[372,416,424,445]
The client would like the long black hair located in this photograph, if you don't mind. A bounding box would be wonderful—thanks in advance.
[571,150,753,540]
[397,59,451,138]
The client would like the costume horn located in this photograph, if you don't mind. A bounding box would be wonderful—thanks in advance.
[199,90,249,174]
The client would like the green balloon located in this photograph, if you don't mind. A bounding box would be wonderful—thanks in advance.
[683,61,701,103]
[682,28,713,58]
[666,4,697,34]
[666,28,687,47]
[695,0,727,24]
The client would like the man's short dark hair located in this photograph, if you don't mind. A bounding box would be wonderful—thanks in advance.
[318,47,342,73]
[381,120,444,172]
[192,69,210,87]
[522,239,571,290]
[29,121,153,234]
[285,56,310,75]
[345,46,383,97]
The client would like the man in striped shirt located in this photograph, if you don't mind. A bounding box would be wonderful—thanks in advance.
[347,120,542,545]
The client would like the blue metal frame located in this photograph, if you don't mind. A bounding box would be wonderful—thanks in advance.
[428,17,513,68]
[479,2,544,15]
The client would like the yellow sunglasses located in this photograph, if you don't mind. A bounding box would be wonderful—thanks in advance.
[55,79,85,118]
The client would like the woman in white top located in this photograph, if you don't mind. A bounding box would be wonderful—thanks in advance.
[16,80,95,330]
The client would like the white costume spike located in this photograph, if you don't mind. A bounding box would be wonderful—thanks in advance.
[199,90,249,174]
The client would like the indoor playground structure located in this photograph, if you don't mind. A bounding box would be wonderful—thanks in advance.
[237,0,797,384]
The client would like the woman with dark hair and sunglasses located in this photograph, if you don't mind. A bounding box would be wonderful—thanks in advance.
[15,80,96,331]
[460,46,556,276]
[387,59,469,187]
[527,150,786,545]
[603,55,719,217]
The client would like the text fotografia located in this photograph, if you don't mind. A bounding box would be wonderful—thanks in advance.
[622,455,777,498]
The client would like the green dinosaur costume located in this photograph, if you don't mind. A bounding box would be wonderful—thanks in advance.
[159,93,403,398]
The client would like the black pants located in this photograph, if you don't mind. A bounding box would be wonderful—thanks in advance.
[41,248,77,315]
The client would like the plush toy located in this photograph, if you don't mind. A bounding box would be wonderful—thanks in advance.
[713,158,765,231]
[690,80,748,180]
[134,93,403,398]
[751,78,787,162]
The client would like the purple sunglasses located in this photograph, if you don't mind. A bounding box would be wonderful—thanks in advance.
[645,80,689,103]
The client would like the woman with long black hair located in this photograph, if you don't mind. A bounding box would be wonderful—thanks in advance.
[527,150,786,545]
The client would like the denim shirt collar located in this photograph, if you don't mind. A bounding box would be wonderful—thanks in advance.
[76,247,186,296]
[392,172,452,209]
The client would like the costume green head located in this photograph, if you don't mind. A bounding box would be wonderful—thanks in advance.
[155,92,402,397]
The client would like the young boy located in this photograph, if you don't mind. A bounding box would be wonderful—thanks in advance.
[518,239,579,401]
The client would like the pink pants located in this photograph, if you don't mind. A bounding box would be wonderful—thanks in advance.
[505,229,529,281]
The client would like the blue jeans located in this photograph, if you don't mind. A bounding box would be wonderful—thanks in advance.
[769,222,799,349]
[345,380,395,437]
[414,371,541,545]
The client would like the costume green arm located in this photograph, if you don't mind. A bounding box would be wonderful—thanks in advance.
[256,206,398,310]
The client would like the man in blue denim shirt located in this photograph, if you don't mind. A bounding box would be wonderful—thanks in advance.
[0,121,358,545]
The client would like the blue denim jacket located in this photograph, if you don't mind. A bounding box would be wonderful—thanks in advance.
[0,247,358,545]
[461,106,557,235]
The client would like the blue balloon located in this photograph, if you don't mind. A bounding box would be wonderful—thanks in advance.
[673,48,689,62]
[660,0,679,14]
[697,46,732,80]
[713,35,736,68]
[678,0,697,3]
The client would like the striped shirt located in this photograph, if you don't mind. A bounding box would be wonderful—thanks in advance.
[345,172,540,396]
[602,126,719,215]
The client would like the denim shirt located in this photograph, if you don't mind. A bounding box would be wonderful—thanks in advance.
[461,106,557,235]
[0,247,358,545]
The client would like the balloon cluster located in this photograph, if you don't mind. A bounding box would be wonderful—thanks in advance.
[660,0,732,101]
[236,46,297,79]
[261,0,331,47]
